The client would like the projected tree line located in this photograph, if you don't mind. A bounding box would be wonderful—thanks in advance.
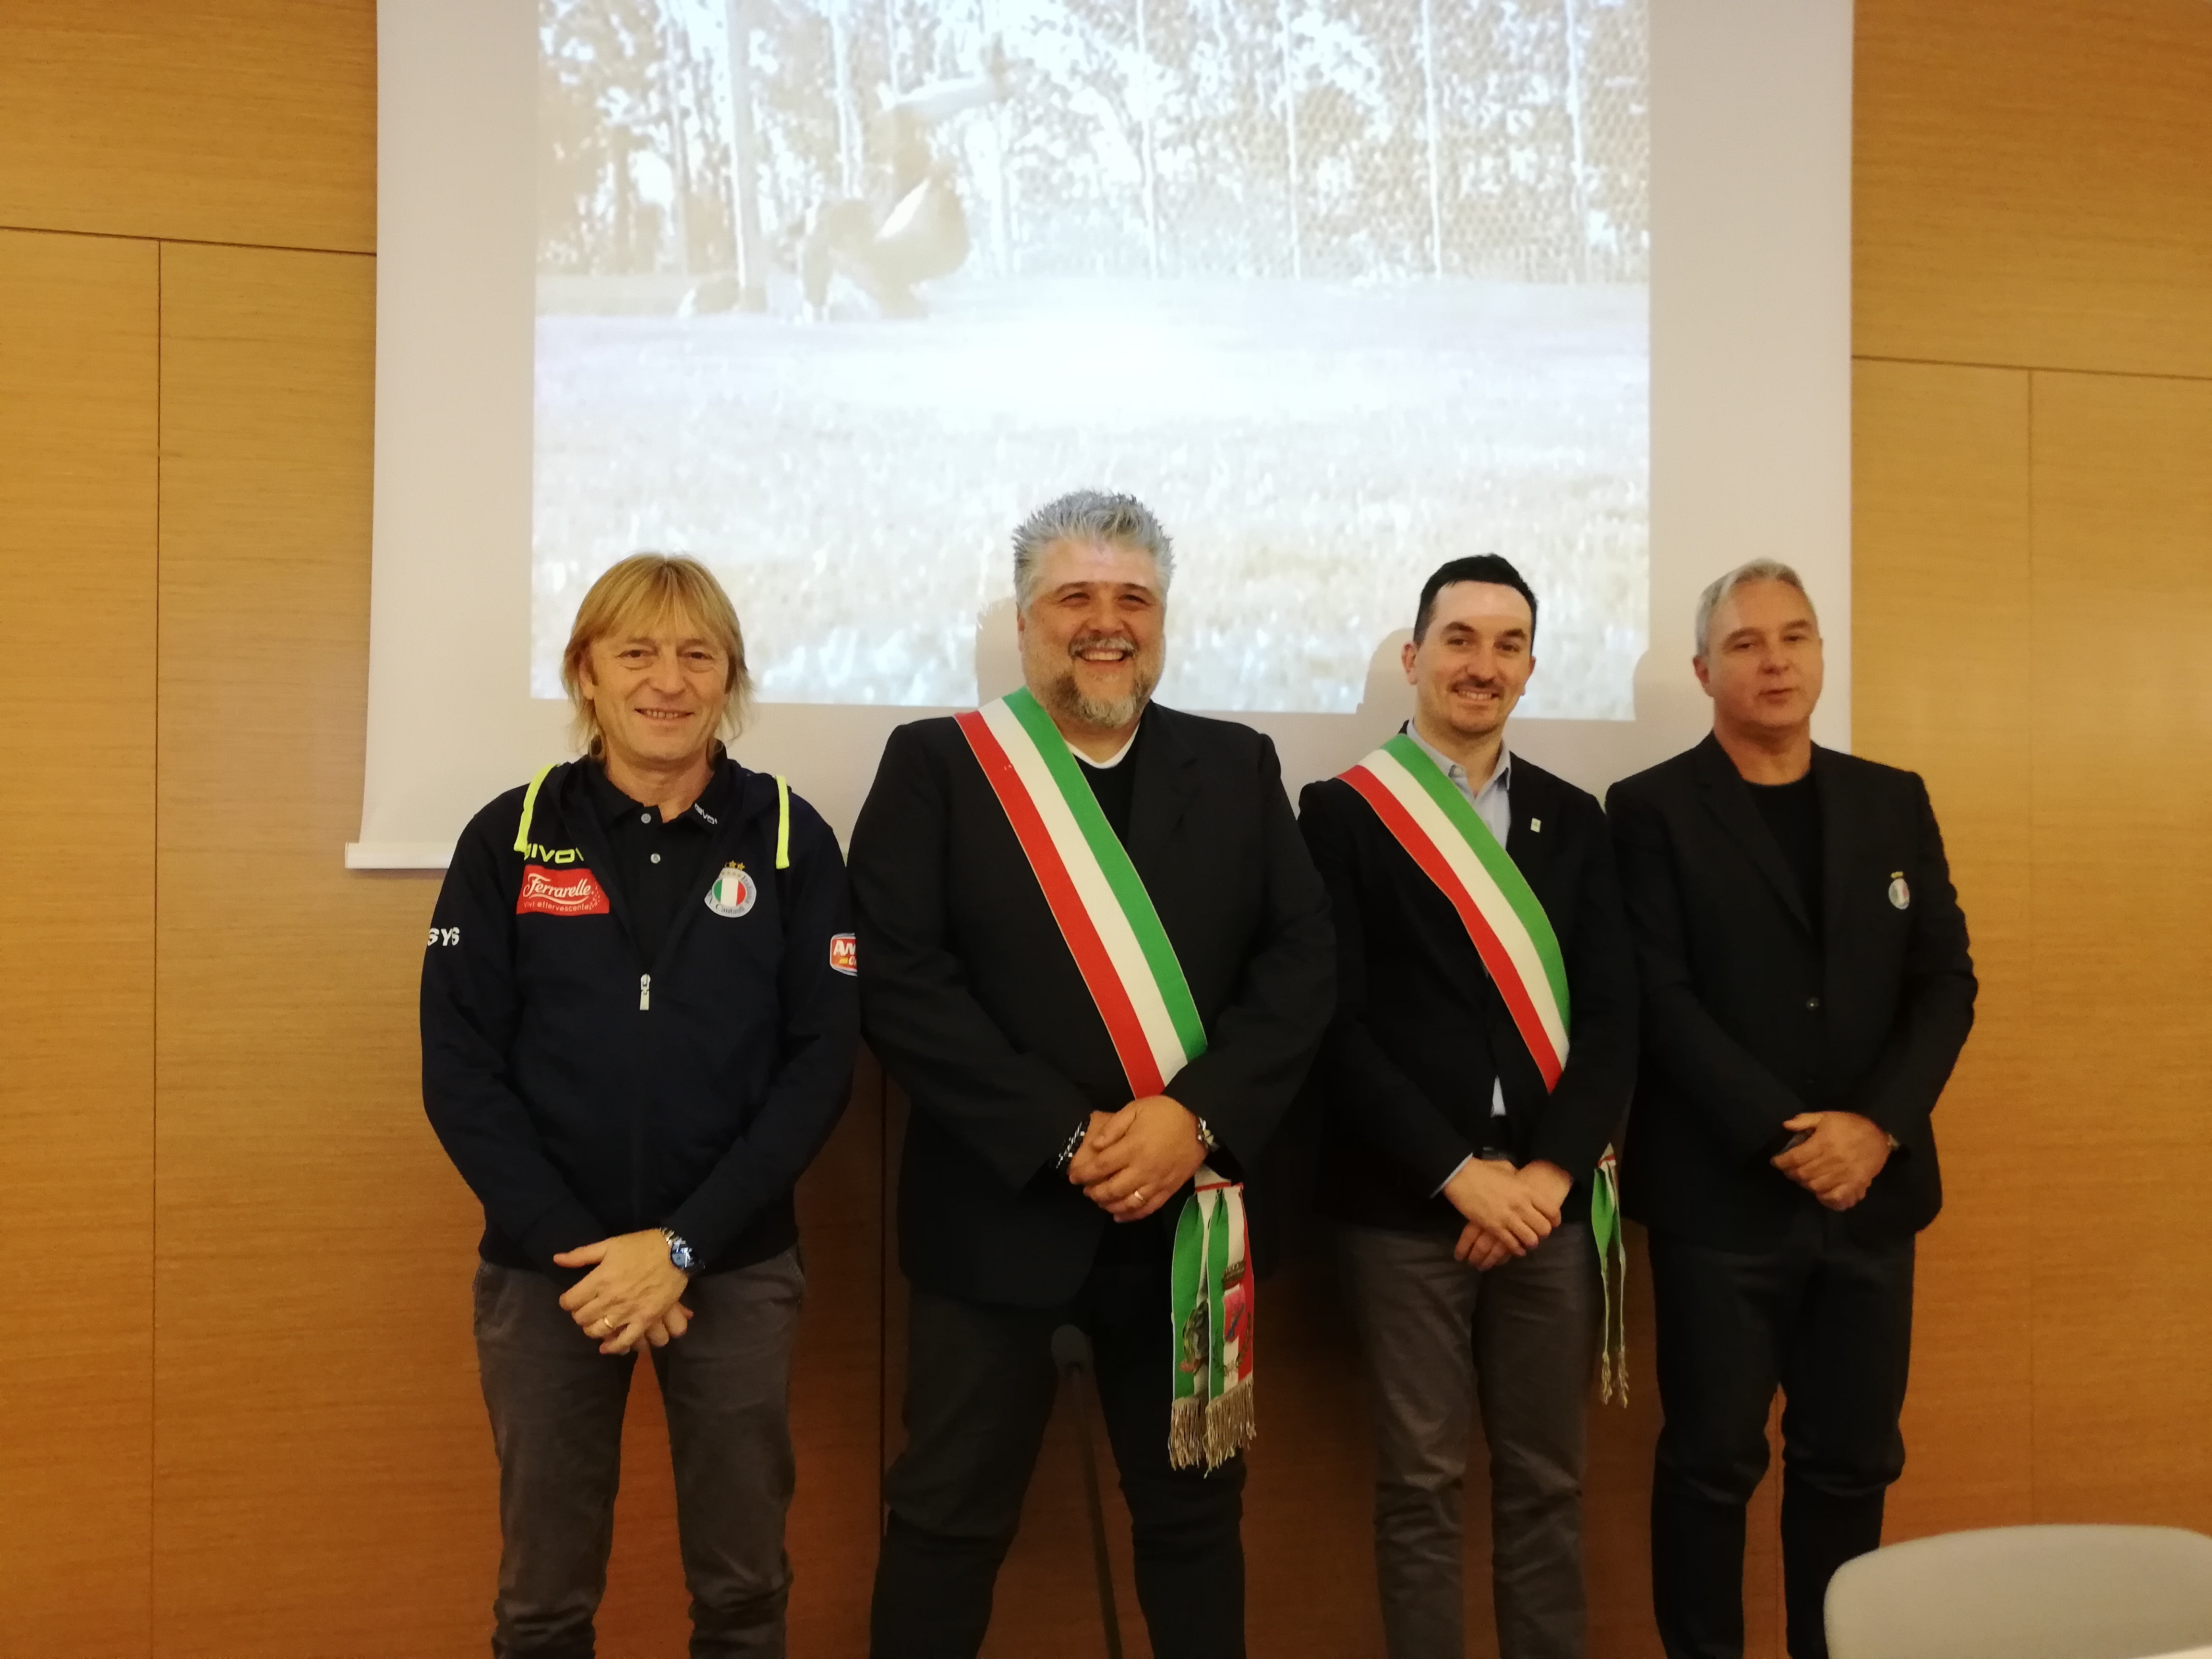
[539,0,1647,296]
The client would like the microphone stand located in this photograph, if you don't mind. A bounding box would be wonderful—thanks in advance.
[1052,1324,1125,1659]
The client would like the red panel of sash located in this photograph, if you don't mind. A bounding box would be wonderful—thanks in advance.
[955,709,1167,1097]
[1341,764,1564,1089]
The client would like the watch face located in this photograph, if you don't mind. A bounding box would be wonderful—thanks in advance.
[667,1235,697,1272]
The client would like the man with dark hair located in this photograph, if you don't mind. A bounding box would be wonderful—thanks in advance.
[1611,561,1975,1659]
[853,490,1335,1658]
[1299,554,1638,1659]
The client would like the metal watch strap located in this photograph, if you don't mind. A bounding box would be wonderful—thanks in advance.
[661,1227,697,1274]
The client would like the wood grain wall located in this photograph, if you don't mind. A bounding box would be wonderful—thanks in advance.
[1849,0,2212,1563]
[0,0,2206,1652]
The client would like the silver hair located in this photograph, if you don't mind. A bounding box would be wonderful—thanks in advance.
[1694,558,1817,656]
[1011,489,1175,610]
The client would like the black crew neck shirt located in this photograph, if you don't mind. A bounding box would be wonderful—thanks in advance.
[588,758,733,965]
[1747,770,1824,937]
[1072,718,1143,845]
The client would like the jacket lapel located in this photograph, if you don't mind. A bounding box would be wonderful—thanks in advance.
[1692,733,1815,936]
[1813,745,1854,976]
[1503,760,1556,893]
[1125,704,1202,874]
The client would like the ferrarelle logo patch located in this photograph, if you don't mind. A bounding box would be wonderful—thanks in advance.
[516,865,611,917]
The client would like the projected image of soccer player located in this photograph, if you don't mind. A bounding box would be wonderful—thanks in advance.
[534,0,1650,716]
[798,46,1011,320]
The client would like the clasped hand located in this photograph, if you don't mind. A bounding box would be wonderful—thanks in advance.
[554,1228,694,1355]
[1447,1157,1573,1271]
[1067,1095,1207,1224]
[1771,1110,1890,1211]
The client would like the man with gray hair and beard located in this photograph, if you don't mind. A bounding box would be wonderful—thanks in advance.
[851,489,1336,1658]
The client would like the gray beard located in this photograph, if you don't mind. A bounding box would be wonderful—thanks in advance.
[1044,667,1158,732]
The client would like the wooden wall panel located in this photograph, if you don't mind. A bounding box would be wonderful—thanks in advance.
[1855,0,2212,379]
[2026,371,2212,1529]
[1851,360,2035,1536]
[787,1056,889,1650]
[0,0,374,251]
[0,228,159,1654]
[151,242,482,1655]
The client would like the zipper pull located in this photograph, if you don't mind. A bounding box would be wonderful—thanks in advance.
[639,973,651,1011]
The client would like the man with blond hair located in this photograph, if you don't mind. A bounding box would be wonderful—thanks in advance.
[1609,561,1976,1659]
[852,490,1335,1658]
[422,553,859,1658]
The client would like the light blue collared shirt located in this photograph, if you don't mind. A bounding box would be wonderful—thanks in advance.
[1403,723,1514,1192]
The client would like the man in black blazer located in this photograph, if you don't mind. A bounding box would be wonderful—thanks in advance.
[1608,561,1976,1659]
[1300,555,1638,1659]
[851,490,1335,1659]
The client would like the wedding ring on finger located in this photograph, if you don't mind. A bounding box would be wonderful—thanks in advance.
[1130,1187,1146,1206]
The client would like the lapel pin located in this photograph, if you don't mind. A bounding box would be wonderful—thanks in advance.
[1529,817,1542,834]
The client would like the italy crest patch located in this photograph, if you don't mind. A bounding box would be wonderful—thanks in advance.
[704,862,757,918]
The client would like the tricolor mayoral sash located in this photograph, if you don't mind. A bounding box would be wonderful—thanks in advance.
[1339,733,1630,1403]
[956,689,1254,1471]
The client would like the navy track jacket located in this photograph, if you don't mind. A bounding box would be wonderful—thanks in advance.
[421,756,859,1278]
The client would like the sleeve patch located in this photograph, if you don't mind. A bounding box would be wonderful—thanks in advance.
[830,933,858,975]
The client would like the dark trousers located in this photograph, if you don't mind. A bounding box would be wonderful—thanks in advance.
[473,1251,805,1659]
[1338,1221,1599,1659]
[869,1254,1248,1659]
[1647,1210,1915,1659]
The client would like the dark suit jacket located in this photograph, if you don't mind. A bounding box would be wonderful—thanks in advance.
[1607,734,1976,1248]
[849,703,1336,1307]
[1298,753,1638,1233]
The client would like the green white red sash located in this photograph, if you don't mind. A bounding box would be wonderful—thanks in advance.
[956,688,1254,1468]
[1339,733,1629,1403]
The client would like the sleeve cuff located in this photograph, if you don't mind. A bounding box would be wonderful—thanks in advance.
[517,1197,612,1275]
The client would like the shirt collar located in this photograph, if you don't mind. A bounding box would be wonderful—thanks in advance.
[1403,721,1511,796]
[587,751,732,828]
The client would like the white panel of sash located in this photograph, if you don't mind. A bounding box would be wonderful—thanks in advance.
[1362,746,1570,1063]
[979,698,1193,1085]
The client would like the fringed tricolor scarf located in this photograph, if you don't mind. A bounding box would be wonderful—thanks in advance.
[956,689,1255,1469]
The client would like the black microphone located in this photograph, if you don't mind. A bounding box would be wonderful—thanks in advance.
[1052,1323,1125,1659]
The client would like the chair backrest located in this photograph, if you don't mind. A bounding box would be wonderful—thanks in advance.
[1826,1525,2212,1659]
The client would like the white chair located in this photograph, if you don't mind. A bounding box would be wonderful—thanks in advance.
[1825,1524,2212,1659]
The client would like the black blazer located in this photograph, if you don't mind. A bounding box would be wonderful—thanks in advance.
[1607,735,1977,1248]
[1298,753,1638,1233]
[849,703,1336,1307]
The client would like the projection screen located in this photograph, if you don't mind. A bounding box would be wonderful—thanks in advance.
[352,0,1850,866]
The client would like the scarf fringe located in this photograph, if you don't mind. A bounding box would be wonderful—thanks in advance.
[1597,1228,1630,1407]
[1170,1379,1256,1474]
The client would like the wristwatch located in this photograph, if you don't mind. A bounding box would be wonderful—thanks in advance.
[1194,1116,1219,1155]
[661,1228,697,1275]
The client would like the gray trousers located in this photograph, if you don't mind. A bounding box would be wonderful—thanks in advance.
[1338,1220,1599,1659]
[473,1251,805,1659]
